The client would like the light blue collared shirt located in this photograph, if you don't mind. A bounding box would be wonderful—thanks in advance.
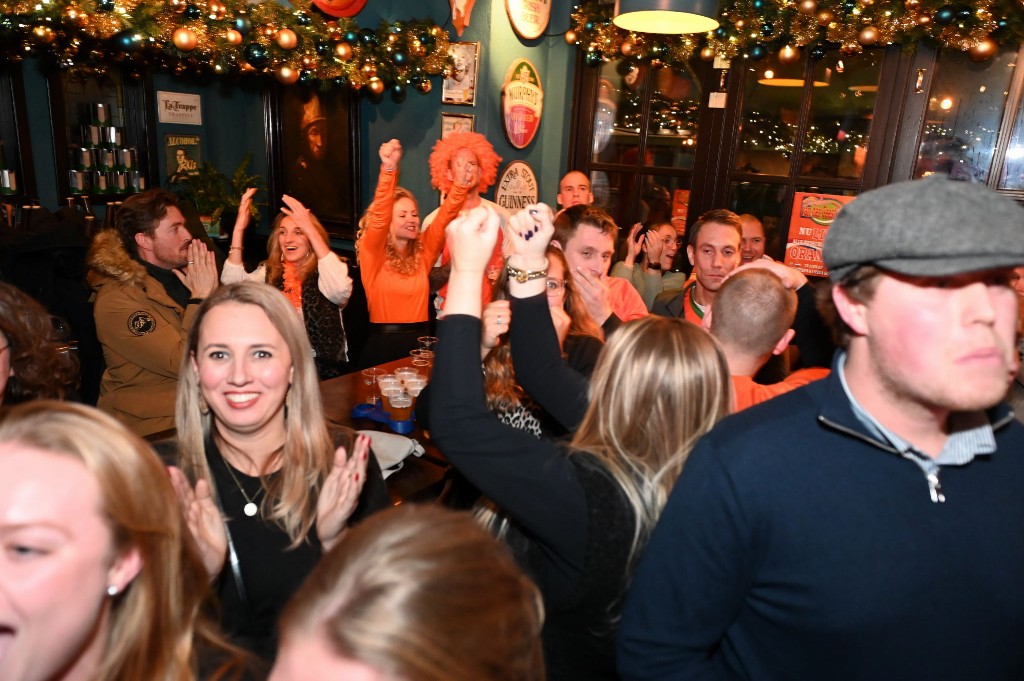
[835,351,996,502]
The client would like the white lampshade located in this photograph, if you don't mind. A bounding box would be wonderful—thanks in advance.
[613,0,720,34]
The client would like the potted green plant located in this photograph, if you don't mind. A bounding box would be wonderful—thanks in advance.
[167,155,265,237]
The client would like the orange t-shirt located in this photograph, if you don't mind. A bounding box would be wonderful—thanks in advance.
[357,168,467,323]
[607,276,648,322]
[731,367,830,412]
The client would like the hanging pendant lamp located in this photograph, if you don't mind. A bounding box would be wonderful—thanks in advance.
[613,0,720,34]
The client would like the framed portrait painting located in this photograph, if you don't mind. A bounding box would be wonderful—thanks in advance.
[442,42,479,106]
[265,85,360,239]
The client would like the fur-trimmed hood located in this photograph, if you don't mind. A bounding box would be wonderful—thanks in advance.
[86,228,147,288]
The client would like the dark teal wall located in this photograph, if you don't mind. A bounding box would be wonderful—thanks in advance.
[19,0,576,237]
[356,0,576,212]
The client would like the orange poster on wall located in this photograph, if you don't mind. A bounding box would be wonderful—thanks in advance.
[783,192,856,277]
[671,189,689,235]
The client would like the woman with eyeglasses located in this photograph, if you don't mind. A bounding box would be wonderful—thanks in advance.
[611,222,686,310]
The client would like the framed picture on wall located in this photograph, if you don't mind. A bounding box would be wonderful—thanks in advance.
[442,41,479,106]
[441,112,475,139]
[265,85,359,239]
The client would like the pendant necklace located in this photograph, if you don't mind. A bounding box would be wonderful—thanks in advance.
[222,457,264,517]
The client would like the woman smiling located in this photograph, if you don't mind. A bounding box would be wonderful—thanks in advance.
[222,189,353,379]
[166,282,389,662]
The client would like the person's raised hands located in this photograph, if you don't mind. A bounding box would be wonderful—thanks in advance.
[507,203,555,266]
[624,223,643,266]
[379,139,403,169]
[446,204,501,275]
[174,239,217,299]
[168,466,227,580]
[232,186,258,234]
[481,299,511,353]
[316,434,370,552]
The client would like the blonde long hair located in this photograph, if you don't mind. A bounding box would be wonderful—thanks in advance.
[355,186,424,276]
[279,505,545,681]
[571,317,731,561]
[264,211,331,287]
[0,401,242,681]
[176,282,336,546]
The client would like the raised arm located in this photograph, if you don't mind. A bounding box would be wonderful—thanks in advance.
[431,206,589,591]
[505,204,589,429]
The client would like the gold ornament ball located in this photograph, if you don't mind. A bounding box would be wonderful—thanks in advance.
[904,0,920,7]
[620,40,634,56]
[301,54,317,69]
[225,28,242,45]
[699,46,716,61]
[858,25,879,45]
[275,65,300,85]
[32,25,55,44]
[735,18,746,30]
[430,26,442,37]
[173,27,198,52]
[816,9,835,25]
[418,79,432,94]
[334,42,352,61]
[387,33,399,44]
[969,37,997,62]
[276,28,298,50]
[798,0,817,14]
[208,1,225,19]
[917,13,931,25]
[368,77,385,96]
[361,62,376,78]
[564,29,578,44]
[778,44,800,64]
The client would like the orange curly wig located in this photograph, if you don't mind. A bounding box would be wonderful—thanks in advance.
[429,132,502,194]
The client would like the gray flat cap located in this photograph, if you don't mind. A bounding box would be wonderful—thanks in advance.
[823,174,1024,282]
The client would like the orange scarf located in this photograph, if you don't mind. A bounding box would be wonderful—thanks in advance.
[282,261,303,312]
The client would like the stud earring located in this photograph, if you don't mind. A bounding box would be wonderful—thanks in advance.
[107,585,119,597]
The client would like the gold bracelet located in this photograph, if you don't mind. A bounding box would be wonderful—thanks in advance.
[228,246,242,252]
[506,263,548,284]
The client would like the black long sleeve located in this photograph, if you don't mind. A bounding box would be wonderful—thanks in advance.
[429,314,588,596]
[792,281,836,368]
[509,293,589,431]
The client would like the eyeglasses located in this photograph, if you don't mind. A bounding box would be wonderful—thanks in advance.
[545,278,567,291]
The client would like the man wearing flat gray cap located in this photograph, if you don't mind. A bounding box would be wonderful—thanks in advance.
[617,175,1024,681]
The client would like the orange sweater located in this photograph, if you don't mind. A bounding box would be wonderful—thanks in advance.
[731,367,830,412]
[358,168,467,323]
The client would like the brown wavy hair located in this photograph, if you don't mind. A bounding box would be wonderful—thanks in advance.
[0,282,77,404]
[264,211,331,287]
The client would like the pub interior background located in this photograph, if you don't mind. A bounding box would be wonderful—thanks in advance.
[2,0,1023,398]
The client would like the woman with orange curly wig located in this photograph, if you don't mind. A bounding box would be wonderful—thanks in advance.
[355,138,474,367]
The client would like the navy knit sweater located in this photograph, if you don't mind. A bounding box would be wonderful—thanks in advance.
[618,370,1024,680]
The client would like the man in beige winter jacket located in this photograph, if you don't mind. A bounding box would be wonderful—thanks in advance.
[87,189,217,436]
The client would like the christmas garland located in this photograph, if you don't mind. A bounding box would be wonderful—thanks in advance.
[568,0,1024,69]
[0,0,452,96]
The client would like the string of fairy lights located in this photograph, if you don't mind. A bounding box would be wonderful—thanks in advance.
[568,0,1024,70]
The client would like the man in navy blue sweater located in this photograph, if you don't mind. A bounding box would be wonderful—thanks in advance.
[617,175,1024,680]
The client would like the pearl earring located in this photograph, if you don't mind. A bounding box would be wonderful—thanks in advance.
[107,585,119,597]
